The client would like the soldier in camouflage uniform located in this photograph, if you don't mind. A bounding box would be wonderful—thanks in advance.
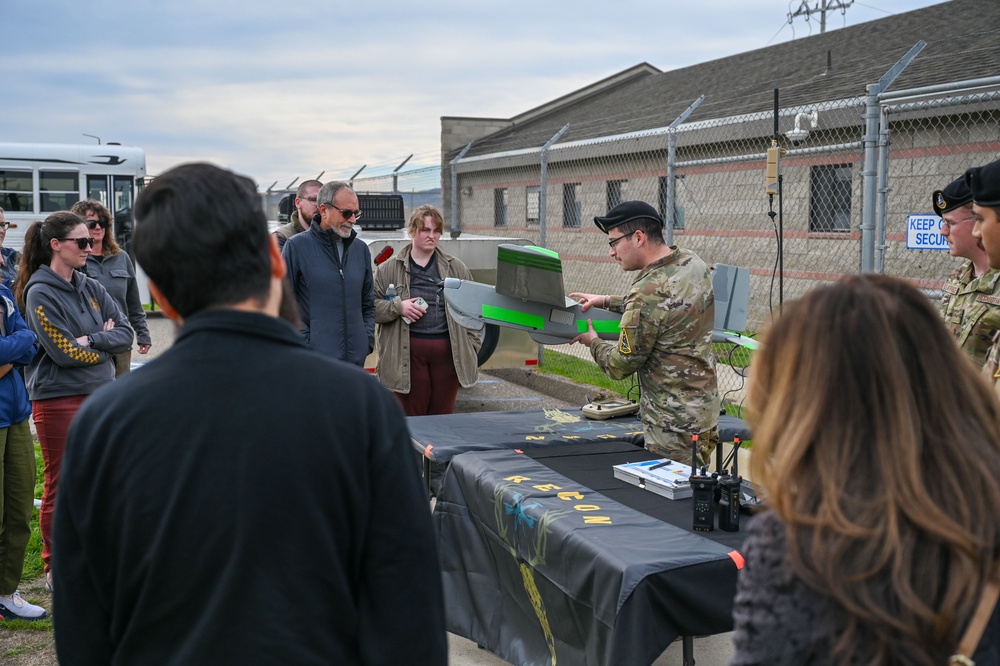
[933,176,1000,367]
[570,200,720,467]
[967,160,1000,399]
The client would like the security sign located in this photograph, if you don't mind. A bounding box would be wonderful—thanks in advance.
[906,214,948,251]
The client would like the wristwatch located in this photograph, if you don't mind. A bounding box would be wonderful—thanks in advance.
[87,334,95,347]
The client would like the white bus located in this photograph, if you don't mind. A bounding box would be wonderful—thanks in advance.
[0,141,149,300]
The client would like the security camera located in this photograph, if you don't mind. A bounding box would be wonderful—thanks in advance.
[785,128,810,145]
[785,110,819,147]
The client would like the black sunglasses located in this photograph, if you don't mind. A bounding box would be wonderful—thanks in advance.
[86,219,108,230]
[328,205,363,220]
[57,237,95,250]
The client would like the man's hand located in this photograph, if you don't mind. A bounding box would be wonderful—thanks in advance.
[568,292,605,312]
[138,344,151,354]
[570,319,599,346]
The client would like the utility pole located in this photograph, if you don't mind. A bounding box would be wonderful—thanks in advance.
[787,0,854,33]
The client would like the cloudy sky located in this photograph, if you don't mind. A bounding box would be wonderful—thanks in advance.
[3,0,944,189]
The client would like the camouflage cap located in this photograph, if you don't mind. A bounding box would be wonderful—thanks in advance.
[965,159,1000,208]
[594,200,663,233]
[932,176,973,217]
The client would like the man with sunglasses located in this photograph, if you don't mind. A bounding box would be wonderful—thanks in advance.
[272,179,322,251]
[569,200,720,466]
[282,181,375,365]
[932,176,1000,368]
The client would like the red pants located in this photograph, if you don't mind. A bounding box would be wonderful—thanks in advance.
[33,394,87,573]
[395,337,460,417]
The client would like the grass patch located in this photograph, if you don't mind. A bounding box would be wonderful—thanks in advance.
[537,349,635,398]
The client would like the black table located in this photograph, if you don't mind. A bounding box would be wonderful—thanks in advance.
[407,408,751,495]
[433,440,751,666]
[408,408,643,494]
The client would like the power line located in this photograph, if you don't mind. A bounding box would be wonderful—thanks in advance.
[787,0,855,33]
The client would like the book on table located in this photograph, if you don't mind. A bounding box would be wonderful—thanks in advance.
[613,459,693,500]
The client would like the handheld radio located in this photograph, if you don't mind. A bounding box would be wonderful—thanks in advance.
[689,434,717,532]
[717,436,742,532]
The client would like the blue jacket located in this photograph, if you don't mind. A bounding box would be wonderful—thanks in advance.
[282,223,375,365]
[0,284,36,427]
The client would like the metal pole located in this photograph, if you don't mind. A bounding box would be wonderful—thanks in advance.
[874,105,891,273]
[348,165,366,190]
[539,124,570,249]
[860,83,880,273]
[392,154,413,194]
[860,40,925,273]
[449,142,474,239]
[664,96,704,247]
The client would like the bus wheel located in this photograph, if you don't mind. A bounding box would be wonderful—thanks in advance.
[477,324,500,367]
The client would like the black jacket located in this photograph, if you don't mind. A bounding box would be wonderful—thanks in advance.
[53,309,447,665]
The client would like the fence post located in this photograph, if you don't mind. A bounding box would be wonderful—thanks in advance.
[449,142,474,239]
[539,124,570,249]
[875,105,891,273]
[861,41,925,273]
[392,154,412,194]
[664,96,704,247]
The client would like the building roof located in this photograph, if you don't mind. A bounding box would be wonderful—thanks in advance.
[459,0,1000,159]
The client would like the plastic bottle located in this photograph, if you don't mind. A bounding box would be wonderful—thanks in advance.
[386,283,398,301]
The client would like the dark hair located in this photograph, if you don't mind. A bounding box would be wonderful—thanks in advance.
[747,274,1000,665]
[15,211,87,310]
[70,199,121,255]
[132,163,271,317]
[615,217,665,245]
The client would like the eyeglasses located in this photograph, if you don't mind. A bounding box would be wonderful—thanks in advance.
[300,196,318,203]
[86,219,108,230]
[57,237,95,250]
[0,222,8,230]
[941,217,974,231]
[327,204,362,220]
[608,230,638,249]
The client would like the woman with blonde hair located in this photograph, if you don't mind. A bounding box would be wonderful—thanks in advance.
[732,274,1000,665]
[373,205,480,415]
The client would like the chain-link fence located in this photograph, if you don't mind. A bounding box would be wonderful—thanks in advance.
[260,164,442,225]
[445,76,1000,411]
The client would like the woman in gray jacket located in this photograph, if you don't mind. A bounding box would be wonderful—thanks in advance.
[71,199,151,376]
[374,205,480,416]
[14,211,132,591]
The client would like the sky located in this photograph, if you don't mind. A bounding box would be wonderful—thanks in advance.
[3,0,947,190]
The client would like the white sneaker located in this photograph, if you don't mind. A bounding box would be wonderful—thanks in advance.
[0,591,47,620]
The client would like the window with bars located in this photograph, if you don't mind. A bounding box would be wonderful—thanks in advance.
[563,183,581,228]
[809,164,853,232]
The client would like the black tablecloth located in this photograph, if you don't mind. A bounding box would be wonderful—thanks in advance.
[433,440,750,666]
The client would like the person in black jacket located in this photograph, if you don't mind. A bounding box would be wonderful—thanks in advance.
[282,181,375,365]
[52,163,447,665]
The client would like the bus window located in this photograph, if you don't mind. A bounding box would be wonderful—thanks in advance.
[87,174,109,205]
[0,170,32,212]
[40,171,79,212]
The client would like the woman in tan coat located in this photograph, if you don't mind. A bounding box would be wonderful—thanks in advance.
[374,205,481,415]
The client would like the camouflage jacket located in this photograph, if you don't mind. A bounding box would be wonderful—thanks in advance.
[982,332,1000,402]
[939,260,1000,367]
[588,247,720,435]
